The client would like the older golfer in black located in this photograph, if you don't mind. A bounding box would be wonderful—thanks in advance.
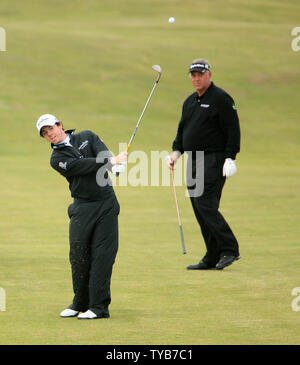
[37,114,127,318]
[166,58,241,270]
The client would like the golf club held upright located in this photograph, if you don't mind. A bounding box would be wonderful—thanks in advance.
[115,65,162,176]
[126,64,162,153]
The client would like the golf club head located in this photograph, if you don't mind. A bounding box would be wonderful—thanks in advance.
[152,64,162,82]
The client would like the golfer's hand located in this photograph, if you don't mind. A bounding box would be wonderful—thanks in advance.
[222,158,237,178]
[111,151,128,165]
[165,151,181,170]
[165,155,175,170]
[112,163,126,175]
[110,151,128,175]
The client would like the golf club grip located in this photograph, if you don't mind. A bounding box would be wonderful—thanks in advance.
[115,144,130,177]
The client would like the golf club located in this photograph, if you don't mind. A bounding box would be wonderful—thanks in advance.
[126,64,162,153]
[115,65,162,176]
[170,166,186,255]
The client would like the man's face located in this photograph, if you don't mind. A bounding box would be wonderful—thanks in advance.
[41,123,66,144]
[190,70,211,94]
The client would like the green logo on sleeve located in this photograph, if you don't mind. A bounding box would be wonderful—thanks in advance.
[232,104,237,110]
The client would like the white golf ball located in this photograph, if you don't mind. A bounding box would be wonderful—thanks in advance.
[168,17,175,24]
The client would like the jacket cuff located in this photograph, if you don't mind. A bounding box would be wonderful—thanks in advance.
[225,152,237,160]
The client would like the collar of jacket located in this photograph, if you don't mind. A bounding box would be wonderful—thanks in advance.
[195,82,214,101]
[51,129,76,149]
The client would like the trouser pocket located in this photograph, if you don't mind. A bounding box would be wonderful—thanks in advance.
[67,203,75,218]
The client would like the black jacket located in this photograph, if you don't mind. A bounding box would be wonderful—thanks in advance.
[172,82,240,159]
[50,129,115,201]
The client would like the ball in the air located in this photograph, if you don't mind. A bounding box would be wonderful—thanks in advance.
[168,17,175,24]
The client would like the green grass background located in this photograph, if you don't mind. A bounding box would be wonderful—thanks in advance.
[0,0,300,345]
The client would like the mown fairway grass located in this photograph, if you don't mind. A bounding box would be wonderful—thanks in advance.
[0,0,300,345]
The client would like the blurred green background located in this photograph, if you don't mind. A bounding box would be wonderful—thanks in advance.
[0,0,300,345]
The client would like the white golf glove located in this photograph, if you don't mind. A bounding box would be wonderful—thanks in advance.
[112,162,126,175]
[222,158,237,178]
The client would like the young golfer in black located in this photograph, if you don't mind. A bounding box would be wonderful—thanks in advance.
[166,58,241,270]
[37,114,127,319]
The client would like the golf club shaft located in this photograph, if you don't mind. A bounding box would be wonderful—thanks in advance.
[127,79,159,152]
[171,168,186,254]
[115,82,157,176]
[116,71,161,175]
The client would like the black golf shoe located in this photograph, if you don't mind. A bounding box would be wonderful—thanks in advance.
[215,255,241,270]
[186,260,216,270]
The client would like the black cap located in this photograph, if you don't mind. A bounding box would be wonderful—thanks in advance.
[189,62,210,73]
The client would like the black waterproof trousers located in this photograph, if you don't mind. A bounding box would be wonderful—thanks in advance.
[189,152,240,266]
[67,195,119,316]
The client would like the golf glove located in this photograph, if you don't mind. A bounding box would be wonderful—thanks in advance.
[112,162,126,175]
[222,158,237,178]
